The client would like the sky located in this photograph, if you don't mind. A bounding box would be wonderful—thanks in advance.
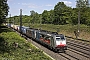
[7,0,76,17]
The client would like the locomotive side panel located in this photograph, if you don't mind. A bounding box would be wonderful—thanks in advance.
[22,27,29,34]
[26,29,33,38]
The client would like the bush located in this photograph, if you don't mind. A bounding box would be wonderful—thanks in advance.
[0,27,52,60]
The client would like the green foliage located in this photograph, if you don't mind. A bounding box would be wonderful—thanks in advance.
[76,0,89,8]
[76,0,90,26]
[42,10,54,24]
[54,2,66,25]
[53,2,73,25]
[30,10,40,24]
[0,27,52,60]
[71,8,78,25]
[0,0,9,25]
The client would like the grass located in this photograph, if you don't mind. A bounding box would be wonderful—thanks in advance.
[24,23,90,41]
[0,26,52,60]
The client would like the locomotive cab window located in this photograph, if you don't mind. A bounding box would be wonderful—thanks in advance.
[60,35,65,40]
[56,36,65,41]
[56,38,60,41]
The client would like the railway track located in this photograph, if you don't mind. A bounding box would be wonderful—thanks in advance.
[67,41,90,52]
[66,36,90,43]
[67,39,90,58]
[11,28,90,60]
[59,48,90,60]
[67,38,90,46]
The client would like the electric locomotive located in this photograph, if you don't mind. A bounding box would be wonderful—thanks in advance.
[37,30,67,52]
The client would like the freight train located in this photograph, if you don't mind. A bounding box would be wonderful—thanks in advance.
[6,23,67,52]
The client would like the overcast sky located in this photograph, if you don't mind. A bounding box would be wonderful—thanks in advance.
[7,0,76,17]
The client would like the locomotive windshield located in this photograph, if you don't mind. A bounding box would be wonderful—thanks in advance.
[56,35,65,40]
[60,35,65,40]
[56,38,60,41]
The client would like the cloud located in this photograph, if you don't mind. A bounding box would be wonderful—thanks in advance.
[19,3,41,9]
[28,4,43,9]
[17,3,20,4]
[63,1,72,6]
[21,3,29,5]
[7,0,14,3]
[28,4,38,8]
[45,4,53,7]
[8,0,14,2]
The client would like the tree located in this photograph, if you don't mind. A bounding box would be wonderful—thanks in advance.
[86,7,90,26]
[30,10,39,24]
[42,10,54,24]
[76,0,89,8]
[53,2,72,25]
[0,0,9,25]
[76,0,90,25]
[49,10,54,24]
[71,8,78,25]
[42,10,49,24]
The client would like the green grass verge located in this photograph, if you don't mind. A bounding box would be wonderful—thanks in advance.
[0,26,52,60]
